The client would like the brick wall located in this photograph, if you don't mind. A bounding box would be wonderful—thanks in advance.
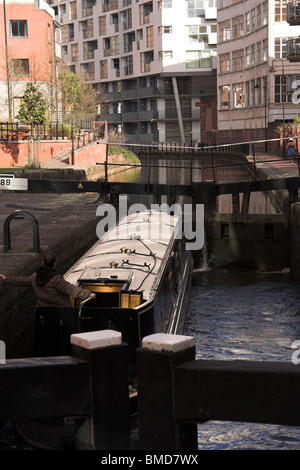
[0,139,110,167]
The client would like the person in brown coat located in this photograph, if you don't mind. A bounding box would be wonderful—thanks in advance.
[0,252,95,307]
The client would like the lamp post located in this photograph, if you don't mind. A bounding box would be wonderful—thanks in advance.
[255,77,268,152]
[271,58,285,157]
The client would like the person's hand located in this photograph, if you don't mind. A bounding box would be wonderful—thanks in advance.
[90,293,96,299]
[0,274,6,280]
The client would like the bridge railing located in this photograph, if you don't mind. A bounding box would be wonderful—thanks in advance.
[97,137,300,187]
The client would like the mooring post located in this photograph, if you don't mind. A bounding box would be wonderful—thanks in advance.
[71,330,130,450]
[136,333,197,450]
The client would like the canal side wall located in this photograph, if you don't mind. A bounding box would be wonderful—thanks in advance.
[0,169,100,359]
[206,213,289,270]
[244,155,300,281]
[290,203,300,281]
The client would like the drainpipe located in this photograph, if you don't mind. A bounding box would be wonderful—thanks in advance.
[3,0,12,121]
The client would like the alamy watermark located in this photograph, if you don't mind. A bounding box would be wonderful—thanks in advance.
[291,340,300,365]
[96,196,204,250]
[0,340,6,365]
[291,80,300,104]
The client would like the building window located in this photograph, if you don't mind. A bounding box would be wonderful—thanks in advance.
[219,20,230,42]
[263,2,268,25]
[245,12,250,34]
[232,15,244,39]
[233,82,244,108]
[122,55,133,75]
[103,0,118,12]
[99,15,107,35]
[137,29,143,50]
[275,37,289,58]
[80,19,94,38]
[186,25,208,43]
[140,2,153,25]
[257,4,261,28]
[251,8,256,31]
[275,0,287,22]
[158,0,172,8]
[122,8,132,29]
[82,0,95,16]
[186,50,212,68]
[158,25,172,34]
[251,44,255,65]
[245,47,250,67]
[71,43,78,61]
[257,41,261,64]
[61,24,75,42]
[159,50,173,59]
[185,0,205,18]
[263,39,268,62]
[10,20,27,38]
[83,40,97,59]
[232,49,244,71]
[12,59,29,76]
[100,60,108,78]
[141,51,154,72]
[274,75,287,103]
[80,61,95,80]
[220,85,230,109]
[123,31,135,52]
[70,1,77,20]
[219,52,230,72]
[104,35,119,55]
[147,26,154,47]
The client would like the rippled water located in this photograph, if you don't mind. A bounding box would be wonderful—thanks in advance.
[185,268,300,450]
[115,157,300,450]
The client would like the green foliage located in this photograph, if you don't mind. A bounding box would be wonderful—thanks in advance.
[58,70,82,118]
[16,83,46,128]
[108,145,140,164]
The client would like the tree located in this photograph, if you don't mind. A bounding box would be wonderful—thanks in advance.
[16,82,46,133]
[58,69,82,120]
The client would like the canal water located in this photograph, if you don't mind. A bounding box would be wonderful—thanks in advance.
[121,155,300,450]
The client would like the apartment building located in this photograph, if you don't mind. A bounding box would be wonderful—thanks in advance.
[0,0,60,121]
[50,0,218,144]
[217,0,300,148]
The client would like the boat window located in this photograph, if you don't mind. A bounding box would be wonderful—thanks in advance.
[75,281,142,308]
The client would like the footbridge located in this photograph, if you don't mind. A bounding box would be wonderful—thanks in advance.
[2,139,300,224]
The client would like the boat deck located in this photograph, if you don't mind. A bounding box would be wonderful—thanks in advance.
[64,210,181,302]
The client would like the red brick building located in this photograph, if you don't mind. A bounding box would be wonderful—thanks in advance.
[0,0,59,121]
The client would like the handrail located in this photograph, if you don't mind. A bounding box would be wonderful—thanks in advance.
[78,296,94,332]
[3,210,40,252]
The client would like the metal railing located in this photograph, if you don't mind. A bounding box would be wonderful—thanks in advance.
[0,121,104,143]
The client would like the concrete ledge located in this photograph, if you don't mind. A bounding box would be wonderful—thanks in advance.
[13,168,87,181]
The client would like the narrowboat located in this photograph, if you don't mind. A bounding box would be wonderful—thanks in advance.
[33,209,193,376]
[17,209,193,449]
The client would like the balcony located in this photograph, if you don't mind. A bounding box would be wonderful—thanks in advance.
[287,1,300,25]
[287,37,300,62]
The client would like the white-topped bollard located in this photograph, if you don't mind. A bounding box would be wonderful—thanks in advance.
[137,332,197,451]
[71,329,122,349]
[142,333,195,353]
[71,329,130,450]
